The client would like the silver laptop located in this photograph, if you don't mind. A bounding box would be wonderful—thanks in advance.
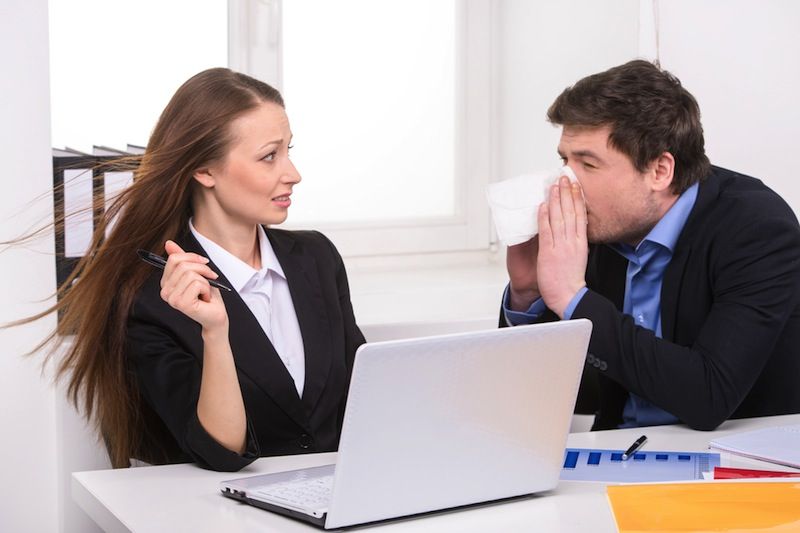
[220,319,592,529]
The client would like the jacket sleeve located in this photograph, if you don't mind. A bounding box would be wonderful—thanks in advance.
[127,291,260,471]
[574,214,800,430]
[316,231,366,366]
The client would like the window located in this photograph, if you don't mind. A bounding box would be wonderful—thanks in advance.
[230,0,493,256]
[49,0,227,151]
[50,1,493,258]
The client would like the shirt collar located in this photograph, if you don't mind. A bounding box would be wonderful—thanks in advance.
[257,225,285,279]
[612,182,699,257]
[189,220,285,293]
[643,182,699,253]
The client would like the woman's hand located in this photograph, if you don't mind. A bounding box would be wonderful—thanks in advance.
[159,240,228,332]
[161,241,245,453]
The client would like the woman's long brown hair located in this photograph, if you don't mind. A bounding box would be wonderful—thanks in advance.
[16,68,284,467]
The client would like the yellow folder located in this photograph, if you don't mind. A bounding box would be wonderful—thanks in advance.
[607,481,800,532]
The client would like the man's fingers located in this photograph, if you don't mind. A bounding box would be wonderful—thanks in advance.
[547,184,565,241]
[573,181,588,241]
[538,202,552,248]
[559,176,577,238]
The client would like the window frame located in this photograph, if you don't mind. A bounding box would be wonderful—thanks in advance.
[228,0,495,257]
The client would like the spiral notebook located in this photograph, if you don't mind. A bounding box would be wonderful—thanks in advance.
[708,424,800,469]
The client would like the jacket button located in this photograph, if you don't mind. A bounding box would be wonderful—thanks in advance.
[299,434,314,449]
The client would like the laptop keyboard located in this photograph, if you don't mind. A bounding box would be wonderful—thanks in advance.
[253,474,333,512]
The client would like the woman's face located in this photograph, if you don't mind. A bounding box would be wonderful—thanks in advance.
[195,101,301,229]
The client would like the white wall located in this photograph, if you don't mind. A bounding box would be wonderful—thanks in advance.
[656,0,800,213]
[495,0,640,180]
[54,342,108,533]
[0,0,59,531]
[3,2,800,532]
[496,0,800,216]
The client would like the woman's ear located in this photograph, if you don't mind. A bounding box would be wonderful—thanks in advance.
[192,167,215,189]
[649,151,675,193]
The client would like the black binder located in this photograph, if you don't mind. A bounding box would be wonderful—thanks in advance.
[52,147,138,299]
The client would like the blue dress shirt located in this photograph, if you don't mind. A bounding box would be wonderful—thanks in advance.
[503,183,699,427]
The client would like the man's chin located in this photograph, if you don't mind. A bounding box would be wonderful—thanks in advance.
[586,227,606,244]
[588,230,624,245]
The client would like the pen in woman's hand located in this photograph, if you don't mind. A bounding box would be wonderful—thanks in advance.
[136,249,232,292]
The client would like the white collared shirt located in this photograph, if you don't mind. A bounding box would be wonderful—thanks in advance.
[189,220,306,397]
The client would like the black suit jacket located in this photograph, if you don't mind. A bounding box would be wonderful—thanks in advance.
[502,166,800,431]
[127,228,365,471]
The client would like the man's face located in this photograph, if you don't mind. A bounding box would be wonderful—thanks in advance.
[557,125,661,245]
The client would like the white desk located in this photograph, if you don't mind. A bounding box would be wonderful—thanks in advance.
[72,413,800,532]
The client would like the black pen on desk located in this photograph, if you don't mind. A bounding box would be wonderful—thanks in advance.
[136,249,232,292]
[621,434,647,461]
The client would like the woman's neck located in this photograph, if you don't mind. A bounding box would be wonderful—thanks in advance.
[192,215,261,270]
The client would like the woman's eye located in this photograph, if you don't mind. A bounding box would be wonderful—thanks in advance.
[262,151,276,162]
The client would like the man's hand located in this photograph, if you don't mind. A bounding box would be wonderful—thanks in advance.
[537,176,589,318]
[506,236,541,311]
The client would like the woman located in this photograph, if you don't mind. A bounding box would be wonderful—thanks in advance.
[46,68,365,471]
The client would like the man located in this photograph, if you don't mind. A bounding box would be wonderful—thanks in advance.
[502,60,800,430]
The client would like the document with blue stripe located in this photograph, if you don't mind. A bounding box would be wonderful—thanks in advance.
[560,448,719,482]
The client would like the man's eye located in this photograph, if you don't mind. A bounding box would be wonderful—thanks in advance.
[583,162,596,170]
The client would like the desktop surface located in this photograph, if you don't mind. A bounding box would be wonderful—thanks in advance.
[72,414,800,533]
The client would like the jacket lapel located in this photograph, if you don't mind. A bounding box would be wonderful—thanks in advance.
[661,249,689,341]
[177,231,310,428]
[267,230,334,416]
[661,170,720,341]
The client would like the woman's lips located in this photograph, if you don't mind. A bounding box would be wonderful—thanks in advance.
[272,194,291,207]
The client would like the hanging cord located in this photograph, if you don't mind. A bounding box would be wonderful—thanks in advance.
[653,0,661,66]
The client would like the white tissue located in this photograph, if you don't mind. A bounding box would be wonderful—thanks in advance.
[486,166,577,246]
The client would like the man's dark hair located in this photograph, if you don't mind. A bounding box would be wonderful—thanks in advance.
[547,60,710,194]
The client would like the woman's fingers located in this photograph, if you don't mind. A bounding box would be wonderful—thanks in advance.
[159,241,228,328]
[169,268,210,301]
[161,260,218,285]
[164,239,184,255]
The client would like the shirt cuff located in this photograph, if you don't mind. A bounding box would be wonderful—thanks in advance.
[502,284,547,326]
[563,287,589,320]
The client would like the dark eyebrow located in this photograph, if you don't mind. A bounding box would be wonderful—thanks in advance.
[572,149,602,160]
[558,149,603,162]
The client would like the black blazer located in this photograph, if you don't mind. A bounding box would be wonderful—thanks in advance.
[127,228,365,471]
[502,166,800,431]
